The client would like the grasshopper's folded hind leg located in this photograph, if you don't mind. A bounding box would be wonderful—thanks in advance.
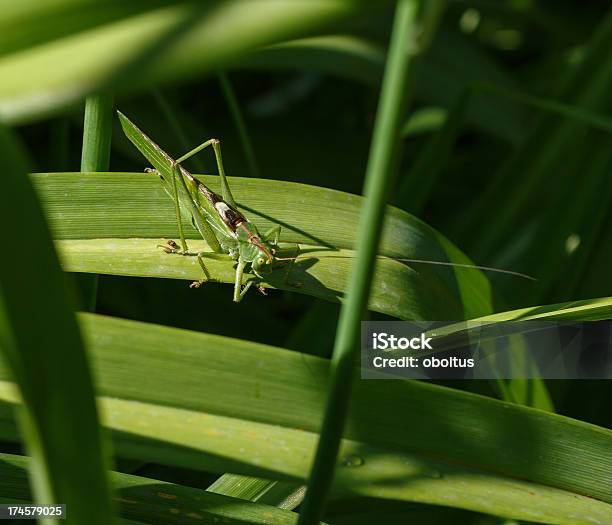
[176,137,238,209]
[211,140,238,208]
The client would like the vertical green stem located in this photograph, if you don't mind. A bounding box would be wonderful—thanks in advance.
[79,93,114,312]
[297,1,422,524]
[218,72,261,178]
[81,94,114,172]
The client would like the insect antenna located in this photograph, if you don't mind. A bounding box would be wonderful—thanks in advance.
[274,252,536,281]
[385,257,536,281]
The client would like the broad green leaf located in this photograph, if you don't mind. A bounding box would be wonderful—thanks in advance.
[32,172,493,320]
[0,314,609,522]
[0,126,114,522]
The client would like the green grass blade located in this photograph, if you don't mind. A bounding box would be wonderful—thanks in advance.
[32,172,494,320]
[0,126,114,523]
[54,239,450,321]
[371,296,612,359]
[235,35,386,86]
[299,2,425,522]
[81,94,114,172]
[208,474,305,510]
[0,452,312,525]
[448,295,612,323]
[0,0,170,57]
[0,1,387,124]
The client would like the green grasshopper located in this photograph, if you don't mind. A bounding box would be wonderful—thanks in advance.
[118,111,535,303]
[118,111,287,302]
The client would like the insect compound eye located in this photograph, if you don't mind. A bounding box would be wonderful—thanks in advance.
[257,257,265,266]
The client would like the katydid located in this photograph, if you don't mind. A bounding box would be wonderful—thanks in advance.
[118,111,534,303]
[118,111,285,302]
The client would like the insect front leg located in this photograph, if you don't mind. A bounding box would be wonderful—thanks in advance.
[189,254,211,289]
[150,163,192,255]
[233,258,254,303]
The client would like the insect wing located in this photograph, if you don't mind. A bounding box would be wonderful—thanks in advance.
[118,111,224,252]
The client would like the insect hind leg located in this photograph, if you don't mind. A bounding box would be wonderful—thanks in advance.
[176,138,237,209]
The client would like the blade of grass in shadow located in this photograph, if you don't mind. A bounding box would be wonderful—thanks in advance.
[0,126,114,523]
[219,72,261,178]
[0,1,389,124]
[0,451,312,525]
[236,35,386,86]
[77,92,114,312]
[298,2,425,523]
[0,1,174,57]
